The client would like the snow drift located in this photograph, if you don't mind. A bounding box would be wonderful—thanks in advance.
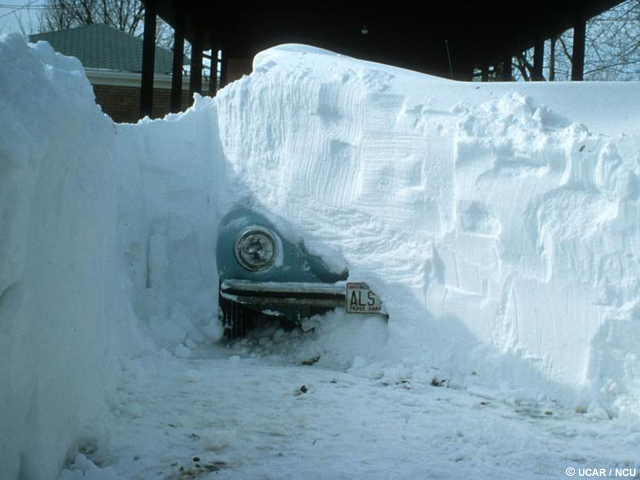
[2,34,640,479]
[112,41,640,412]
[0,35,141,479]
[211,45,640,412]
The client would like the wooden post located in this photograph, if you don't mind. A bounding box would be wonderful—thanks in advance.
[549,36,557,81]
[208,48,218,96]
[481,65,489,82]
[532,37,544,81]
[140,0,157,118]
[220,48,228,88]
[572,15,586,81]
[189,28,204,105]
[503,55,512,81]
[170,7,185,113]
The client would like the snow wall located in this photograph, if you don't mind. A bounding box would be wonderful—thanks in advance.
[210,45,640,413]
[3,35,640,478]
[0,36,144,479]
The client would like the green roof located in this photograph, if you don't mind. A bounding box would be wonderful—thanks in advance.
[29,24,180,74]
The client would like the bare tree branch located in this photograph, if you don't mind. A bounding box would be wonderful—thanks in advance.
[37,0,173,48]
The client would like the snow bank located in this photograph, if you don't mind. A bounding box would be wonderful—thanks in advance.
[0,34,227,479]
[111,43,640,413]
[210,45,640,412]
[3,32,640,479]
[0,35,140,479]
[110,100,225,352]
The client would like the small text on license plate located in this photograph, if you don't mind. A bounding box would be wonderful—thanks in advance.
[346,283,381,314]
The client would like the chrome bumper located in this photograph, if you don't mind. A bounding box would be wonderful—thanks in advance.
[220,279,346,308]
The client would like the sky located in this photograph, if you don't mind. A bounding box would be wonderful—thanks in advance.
[0,1,44,36]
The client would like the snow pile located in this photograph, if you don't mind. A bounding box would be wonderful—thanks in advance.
[223,311,389,369]
[110,100,225,351]
[110,43,640,412]
[3,32,640,479]
[0,35,141,479]
[124,31,640,409]
[210,45,640,412]
[59,454,121,480]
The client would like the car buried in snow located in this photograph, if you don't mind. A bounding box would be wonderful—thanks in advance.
[216,207,383,338]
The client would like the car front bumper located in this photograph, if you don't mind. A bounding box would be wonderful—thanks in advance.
[219,279,347,308]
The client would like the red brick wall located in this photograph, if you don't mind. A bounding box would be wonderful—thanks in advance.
[92,84,195,124]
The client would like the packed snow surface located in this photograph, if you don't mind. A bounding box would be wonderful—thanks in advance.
[2,34,640,479]
[60,339,640,480]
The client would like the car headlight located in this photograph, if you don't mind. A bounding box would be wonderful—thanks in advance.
[235,227,278,271]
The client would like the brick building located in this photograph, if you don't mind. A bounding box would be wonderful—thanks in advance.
[29,24,195,123]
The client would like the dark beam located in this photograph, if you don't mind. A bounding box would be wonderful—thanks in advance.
[549,36,557,81]
[208,47,218,96]
[532,36,544,80]
[140,0,157,118]
[150,1,626,77]
[571,15,586,81]
[503,55,512,81]
[481,65,489,82]
[189,28,204,105]
[220,48,228,88]
[170,7,185,113]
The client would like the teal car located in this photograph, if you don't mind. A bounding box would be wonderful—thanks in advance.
[216,207,356,338]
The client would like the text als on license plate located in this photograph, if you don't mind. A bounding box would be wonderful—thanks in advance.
[346,282,381,314]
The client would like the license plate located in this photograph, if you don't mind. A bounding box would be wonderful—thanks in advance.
[346,282,381,314]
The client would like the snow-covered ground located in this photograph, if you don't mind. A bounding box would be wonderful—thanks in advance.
[2,33,640,479]
[62,322,640,480]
